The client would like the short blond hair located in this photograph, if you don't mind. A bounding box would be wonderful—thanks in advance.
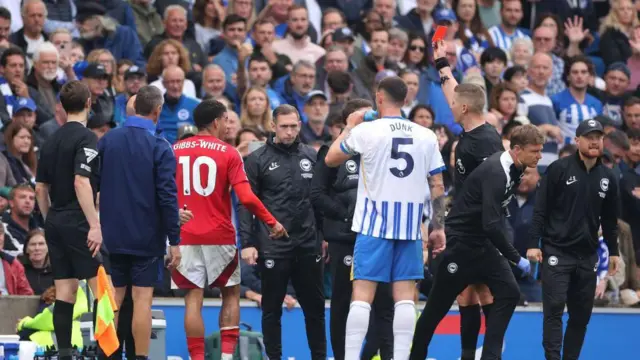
[509,124,545,149]
[454,83,486,114]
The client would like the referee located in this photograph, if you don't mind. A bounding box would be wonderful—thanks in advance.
[432,40,505,360]
[35,81,103,360]
[410,125,544,360]
[527,119,620,360]
[310,98,393,360]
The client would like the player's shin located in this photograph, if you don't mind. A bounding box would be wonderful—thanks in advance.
[184,289,206,360]
[220,285,241,360]
[345,301,371,360]
[393,300,417,360]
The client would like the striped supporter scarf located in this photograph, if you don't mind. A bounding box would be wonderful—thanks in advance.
[0,76,14,117]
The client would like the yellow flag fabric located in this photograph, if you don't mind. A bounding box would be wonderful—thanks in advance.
[94,265,120,356]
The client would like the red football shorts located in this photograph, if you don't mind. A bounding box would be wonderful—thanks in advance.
[171,245,240,289]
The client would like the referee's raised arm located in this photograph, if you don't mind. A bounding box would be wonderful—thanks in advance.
[433,40,460,110]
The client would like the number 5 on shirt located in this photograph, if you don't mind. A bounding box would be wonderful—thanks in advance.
[390,138,414,178]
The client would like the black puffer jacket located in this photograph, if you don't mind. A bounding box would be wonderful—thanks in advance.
[310,145,359,244]
[238,135,320,258]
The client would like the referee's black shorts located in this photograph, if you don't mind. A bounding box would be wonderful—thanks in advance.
[45,211,103,281]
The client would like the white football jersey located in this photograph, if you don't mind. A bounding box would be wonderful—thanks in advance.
[340,117,445,240]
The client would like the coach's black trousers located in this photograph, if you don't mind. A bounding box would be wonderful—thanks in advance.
[541,245,598,360]
[410,241,520,360]
[329,242,394,360]
[260,253,326,360]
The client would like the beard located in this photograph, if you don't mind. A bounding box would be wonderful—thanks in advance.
[41,69,57,82]
[290,30,306,40]
[580,147,601,159]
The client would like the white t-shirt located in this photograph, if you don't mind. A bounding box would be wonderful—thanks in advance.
[340,117,445,240]
[25,34,44,59]
[150,78,197,99]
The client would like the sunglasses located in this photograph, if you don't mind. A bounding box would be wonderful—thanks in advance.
[409,45,425,52]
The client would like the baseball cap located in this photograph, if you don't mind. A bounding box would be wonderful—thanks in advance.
[0,186,11,199]
[606,62,631,79]
[576,119,604,137]
[83,63,109,79]
[332,27,355,43]
[13,97,36,113]
[124,65,146,80]
[433,8,457,23]
[305,90,328,104]
[76,2,107,23]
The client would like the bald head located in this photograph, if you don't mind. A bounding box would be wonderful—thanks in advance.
[126,95,137,116]
[203,64,226,97]
[162,65,185,99]
[528,52,553,90]
[533,27,555,53]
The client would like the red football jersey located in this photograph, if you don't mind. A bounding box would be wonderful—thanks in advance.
[173,134,247,245]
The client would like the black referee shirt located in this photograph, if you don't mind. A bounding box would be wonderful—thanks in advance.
[36,121,99,213]
[453,123,504,196]
[529,152,620,256]
[446,151,523,264]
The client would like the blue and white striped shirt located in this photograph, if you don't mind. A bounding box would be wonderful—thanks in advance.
[341,117,445,241]
[552,89,603,144]
[488,25,530,52]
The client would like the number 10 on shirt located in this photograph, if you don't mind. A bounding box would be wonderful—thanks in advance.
[178,156,218,196]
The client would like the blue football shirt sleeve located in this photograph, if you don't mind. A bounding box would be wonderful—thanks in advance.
[154,139,180,245]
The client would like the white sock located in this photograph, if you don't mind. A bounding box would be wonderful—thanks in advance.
[393,300,417,360]
[345,300,371,360]
[221,354,233,360]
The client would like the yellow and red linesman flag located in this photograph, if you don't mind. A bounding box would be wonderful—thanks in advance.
[94,265,120,356]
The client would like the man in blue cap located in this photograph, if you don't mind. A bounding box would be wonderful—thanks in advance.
[114,65,147,127]
[10,97,45,148]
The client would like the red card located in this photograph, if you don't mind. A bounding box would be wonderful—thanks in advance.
[432,26,448,44]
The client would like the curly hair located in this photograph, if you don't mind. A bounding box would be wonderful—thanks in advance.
[146,39,192,78]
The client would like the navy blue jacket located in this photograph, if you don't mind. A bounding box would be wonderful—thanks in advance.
[98,116,180,257]
[80,25,146,68]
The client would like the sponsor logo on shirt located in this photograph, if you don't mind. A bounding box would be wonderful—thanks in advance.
[177,109,190,121]
[84,148,98,163]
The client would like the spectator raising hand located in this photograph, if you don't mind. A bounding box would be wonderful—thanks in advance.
[565,16,589,45]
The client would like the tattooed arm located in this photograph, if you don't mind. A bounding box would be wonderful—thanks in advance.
[427,173,446,255]
[429,173,446,229]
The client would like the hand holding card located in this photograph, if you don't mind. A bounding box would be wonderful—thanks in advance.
[432,25,448,44]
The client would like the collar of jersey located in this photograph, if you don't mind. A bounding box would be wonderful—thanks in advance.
[124,116,157,135]
[379,116,408,121]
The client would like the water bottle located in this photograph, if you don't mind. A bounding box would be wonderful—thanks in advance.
[34,346,45,360]
[0,344,5,360]
[363,110,379,122]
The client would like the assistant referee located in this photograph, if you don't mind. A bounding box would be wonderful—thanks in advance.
[35,80,103,360]
[528,119,620,360]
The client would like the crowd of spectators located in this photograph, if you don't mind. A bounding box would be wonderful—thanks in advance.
[0,0,639,313]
